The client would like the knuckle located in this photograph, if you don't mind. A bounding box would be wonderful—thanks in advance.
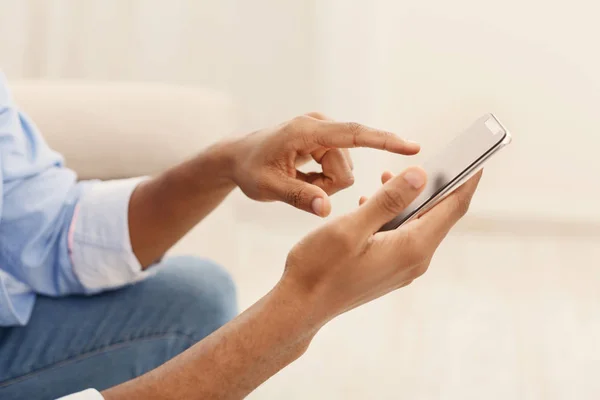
[339,174,355,188]
[292,115,312,125]
[285,116,310,135]
[380,130,394,150]
[306,111,328,120]
[401,279,414,288]
[453,193,472,217]
[345,122,363,145]
[330,223,355,251]
[289,116,317,147]
[285,186,309,208]
[281,120,298,137]
[285,247,300,269]
[345,121,363,134]
[402,232,428,264]
[382,130,394,139]
[411,263,430,279]
[377,186,407,215]
[290,115,315,132]
[254,177,272,200]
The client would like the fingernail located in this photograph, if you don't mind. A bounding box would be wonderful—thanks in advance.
[311,197,324,216]
[403,170,426,189]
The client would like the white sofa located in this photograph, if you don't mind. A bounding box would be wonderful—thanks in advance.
[11,80,241,273]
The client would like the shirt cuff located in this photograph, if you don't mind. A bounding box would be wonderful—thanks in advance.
[57,388,104,400]
[69,177,154,293]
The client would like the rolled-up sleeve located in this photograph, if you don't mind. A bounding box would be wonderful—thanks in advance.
[68,178,155,293]
[69,177,153,292]
[0,71,154,326]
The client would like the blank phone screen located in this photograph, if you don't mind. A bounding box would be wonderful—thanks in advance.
[378,114,507,231]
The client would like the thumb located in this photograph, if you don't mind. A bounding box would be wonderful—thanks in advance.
[269,176,332,217]
[354,166,427,233]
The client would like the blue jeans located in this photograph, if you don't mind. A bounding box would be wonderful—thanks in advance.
[0,256,237,400]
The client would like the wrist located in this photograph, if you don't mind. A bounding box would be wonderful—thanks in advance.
[180,139,239,193]
[207,138,240,183]
[211,136,247,187]
[272,275,328,342]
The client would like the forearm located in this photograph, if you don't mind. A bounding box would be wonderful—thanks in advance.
[128,140,237,267]
[102,280,320,400]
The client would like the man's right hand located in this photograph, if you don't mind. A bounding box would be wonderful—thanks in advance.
[282,166,482,327]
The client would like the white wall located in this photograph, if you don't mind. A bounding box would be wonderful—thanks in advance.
[2,1,600,399]
[0,0,319,129]
[313,0,600,223]
[3,1,598,223]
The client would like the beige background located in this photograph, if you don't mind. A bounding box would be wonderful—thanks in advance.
[2,1,600,398]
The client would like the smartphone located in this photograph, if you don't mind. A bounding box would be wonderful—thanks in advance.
[378,113,512,231]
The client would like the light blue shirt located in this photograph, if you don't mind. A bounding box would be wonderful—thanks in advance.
[0,72,148,327]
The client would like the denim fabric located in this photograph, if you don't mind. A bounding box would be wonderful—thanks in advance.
[0,256,237,399]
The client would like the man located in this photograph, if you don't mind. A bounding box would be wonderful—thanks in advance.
[0,72,480,399]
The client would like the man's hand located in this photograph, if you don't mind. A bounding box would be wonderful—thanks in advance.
[282,167,482,325]
[229,112,420,217]
[128,113,418,266]
[105,167,481,400]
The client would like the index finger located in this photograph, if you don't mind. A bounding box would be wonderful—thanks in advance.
[407,171,483,249]
[314,121,421,155]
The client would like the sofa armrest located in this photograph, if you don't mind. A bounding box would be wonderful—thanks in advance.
[10,80,240,271]
[10,80,236,180]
